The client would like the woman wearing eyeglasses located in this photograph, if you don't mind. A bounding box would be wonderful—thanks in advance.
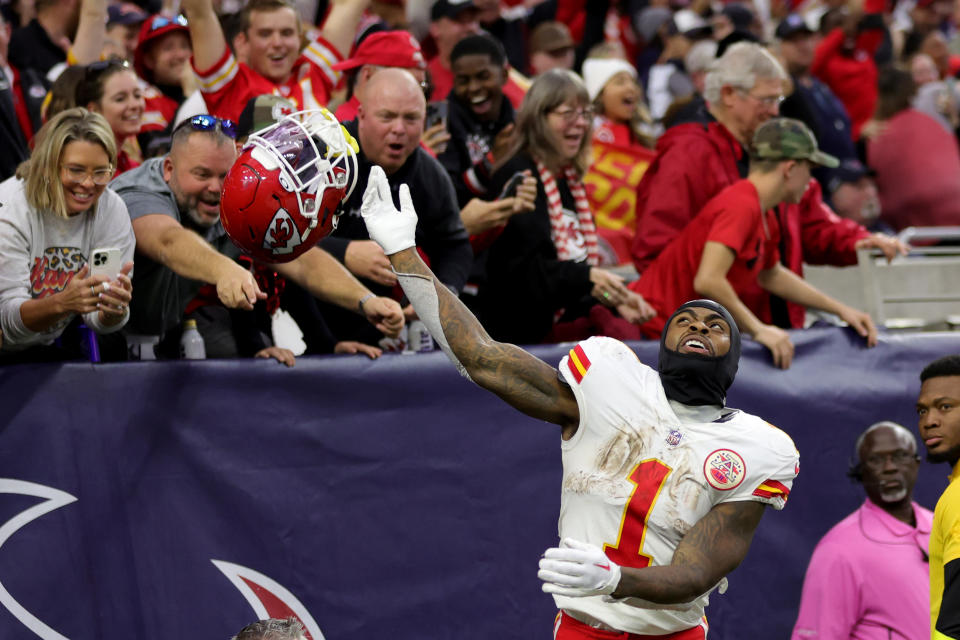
[476,69,656,345]
[76,59,146,176]
[0,108,135,361]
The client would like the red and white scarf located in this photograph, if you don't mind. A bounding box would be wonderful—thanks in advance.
[536,160,599,266]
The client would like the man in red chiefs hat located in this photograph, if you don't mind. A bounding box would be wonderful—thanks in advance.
[332,30,428,123]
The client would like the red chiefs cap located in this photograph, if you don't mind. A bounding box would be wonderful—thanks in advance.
[332,31,427,72]
[134,14,190,82]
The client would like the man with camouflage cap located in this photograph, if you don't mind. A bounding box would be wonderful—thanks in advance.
[628,117,877,368]
[630,43,905,333]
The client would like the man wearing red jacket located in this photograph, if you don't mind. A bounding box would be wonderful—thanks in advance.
[632,118,877,368]
[630,42,904,329]
[632,42,786,274]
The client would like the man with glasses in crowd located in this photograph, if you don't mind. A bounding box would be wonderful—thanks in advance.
[632,42,791,272]
[625,118,876,368]
[629,41,904,332]
[110,114,402,360]
[792,421,932,639]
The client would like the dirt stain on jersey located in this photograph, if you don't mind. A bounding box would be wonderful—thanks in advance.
[564,423,706,536]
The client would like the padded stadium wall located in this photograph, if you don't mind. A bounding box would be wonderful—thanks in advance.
[0,327,955,639]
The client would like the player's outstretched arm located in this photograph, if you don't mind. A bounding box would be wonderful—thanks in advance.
[539,501,765,604]
[362,167,579,430]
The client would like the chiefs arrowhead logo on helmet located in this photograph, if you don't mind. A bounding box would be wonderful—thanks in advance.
[220,109,359,264]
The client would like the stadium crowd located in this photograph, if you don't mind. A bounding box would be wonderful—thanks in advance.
[1,0,954,367]
[0,0,958,633]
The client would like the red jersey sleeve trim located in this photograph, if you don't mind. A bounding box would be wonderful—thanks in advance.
[302,35,343,89]
[193,47,239,94]
[752,479,790,500]
[567,344,592,384]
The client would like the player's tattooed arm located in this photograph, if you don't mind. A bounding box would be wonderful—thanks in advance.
[612,501,766,604]
[389,250,579,430]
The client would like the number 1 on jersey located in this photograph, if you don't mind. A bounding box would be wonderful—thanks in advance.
[603,459,672,568]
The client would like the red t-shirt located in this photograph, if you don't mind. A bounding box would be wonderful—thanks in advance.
[192,37,343,122]
[630,179,780,336]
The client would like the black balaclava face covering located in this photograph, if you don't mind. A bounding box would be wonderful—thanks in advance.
[658,299,742,407]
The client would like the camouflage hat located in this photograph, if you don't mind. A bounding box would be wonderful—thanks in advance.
[236,94,296,140]
[751,118,839,168]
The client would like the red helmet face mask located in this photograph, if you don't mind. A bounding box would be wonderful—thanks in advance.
[220,109,359,264]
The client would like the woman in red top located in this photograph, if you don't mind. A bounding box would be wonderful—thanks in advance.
[76,60,145,176]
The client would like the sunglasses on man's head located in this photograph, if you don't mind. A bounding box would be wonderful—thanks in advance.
[175,114,238,139]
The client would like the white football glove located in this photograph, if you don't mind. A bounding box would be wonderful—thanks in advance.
[360,165,418,256]
[537,538,622,597]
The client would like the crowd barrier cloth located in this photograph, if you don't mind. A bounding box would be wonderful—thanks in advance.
[0,327,957,640]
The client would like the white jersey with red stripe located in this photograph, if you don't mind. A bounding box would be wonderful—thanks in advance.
[555,336,799,634]
[192,37,343,122]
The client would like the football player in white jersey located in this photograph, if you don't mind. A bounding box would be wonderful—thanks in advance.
[357,165,799,639]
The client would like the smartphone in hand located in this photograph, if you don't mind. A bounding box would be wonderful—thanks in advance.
[498,171,527,200]
[89,247,124,280]
[425,101,448,130]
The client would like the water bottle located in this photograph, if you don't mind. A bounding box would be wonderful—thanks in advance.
[406,320,434,353]
[180,319,206,360]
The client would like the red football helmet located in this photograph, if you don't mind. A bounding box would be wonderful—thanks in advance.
[220,108,359,263]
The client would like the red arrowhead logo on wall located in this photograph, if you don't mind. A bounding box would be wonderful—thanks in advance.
[212,560,326,639]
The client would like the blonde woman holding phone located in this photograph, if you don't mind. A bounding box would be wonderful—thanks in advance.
[0,108,135,361]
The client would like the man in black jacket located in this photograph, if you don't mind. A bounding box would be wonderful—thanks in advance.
[313,68,472,345]
[438,33,516,209]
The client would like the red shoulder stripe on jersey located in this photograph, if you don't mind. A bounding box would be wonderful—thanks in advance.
[567,344,591,384]
[752,479,790,500]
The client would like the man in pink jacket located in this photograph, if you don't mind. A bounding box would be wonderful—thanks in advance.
[792,421,933,639]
